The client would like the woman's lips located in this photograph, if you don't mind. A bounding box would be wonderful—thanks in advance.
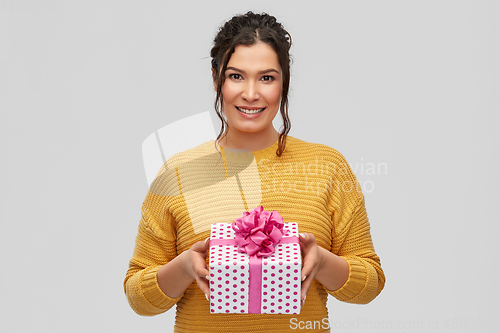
[236,106,266,114]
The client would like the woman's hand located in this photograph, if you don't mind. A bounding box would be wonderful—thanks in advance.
[156,238,211,299]
[179,238,211,299]
[299,232,325,305]
[298,233,350,305]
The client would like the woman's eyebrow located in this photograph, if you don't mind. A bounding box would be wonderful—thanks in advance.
[226,66,280,75]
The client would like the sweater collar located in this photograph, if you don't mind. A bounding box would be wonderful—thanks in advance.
[215,136,289,165]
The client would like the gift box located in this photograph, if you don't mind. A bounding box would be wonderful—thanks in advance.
[208,206,301,314]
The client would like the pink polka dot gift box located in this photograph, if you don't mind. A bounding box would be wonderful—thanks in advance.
[208,206,301,314]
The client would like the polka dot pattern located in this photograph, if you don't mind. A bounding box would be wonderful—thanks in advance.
[260,223,301,314]
[208,222,301,314]
[209,223,249,314]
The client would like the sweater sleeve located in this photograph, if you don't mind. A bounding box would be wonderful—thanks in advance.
[123,191,183,316]
[326,194,385,304]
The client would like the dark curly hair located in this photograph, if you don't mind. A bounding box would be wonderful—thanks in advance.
[210,11,292,157]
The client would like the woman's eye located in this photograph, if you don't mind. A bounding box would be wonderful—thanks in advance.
[229,73,242,80]
[261,75,274,82]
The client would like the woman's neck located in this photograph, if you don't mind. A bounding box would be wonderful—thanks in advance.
[218,127,279,152]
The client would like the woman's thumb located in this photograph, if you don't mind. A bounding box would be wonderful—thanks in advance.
[299,233,307,242]
[191,237,210,252]
[201,237,211,251]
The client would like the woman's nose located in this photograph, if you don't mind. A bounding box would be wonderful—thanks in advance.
[242,82,259,101]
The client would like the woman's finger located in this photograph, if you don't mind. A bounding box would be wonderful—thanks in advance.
[190,237,211,299]
[300,252,318,300]
[301,274,313,304]
[298,232,320,305]
[300,257,316,282]
[195,264,210,281]
[195,276,210,299]
[300,236,318,280]
[300,232,318,247]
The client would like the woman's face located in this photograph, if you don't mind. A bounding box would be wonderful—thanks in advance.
[221,42,282,137]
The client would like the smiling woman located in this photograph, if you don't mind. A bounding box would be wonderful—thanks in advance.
[220,42,282,150]
[210,12,293,156]
[124,11,385,333]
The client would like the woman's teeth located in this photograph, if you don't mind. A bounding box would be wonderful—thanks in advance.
[236,107,265,114]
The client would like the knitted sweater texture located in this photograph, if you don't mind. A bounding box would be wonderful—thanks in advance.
[124,136,385,332]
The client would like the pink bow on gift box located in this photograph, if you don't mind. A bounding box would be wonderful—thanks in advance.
[232,206,287,257]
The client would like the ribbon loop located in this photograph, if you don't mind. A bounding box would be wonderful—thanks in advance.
[232,206,287,257]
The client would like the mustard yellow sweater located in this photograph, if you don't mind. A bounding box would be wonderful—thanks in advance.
[124,136,385,332]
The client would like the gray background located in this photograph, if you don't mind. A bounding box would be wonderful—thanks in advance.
[1,0,499,332]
